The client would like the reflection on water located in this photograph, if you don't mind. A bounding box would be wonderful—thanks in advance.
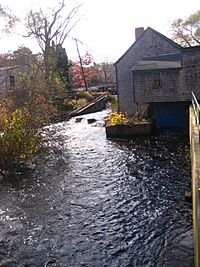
[0,110,194,266]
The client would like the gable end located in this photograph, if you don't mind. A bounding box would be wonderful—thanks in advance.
[115,27,182,65]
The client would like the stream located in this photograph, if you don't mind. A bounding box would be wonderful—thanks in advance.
[0,110,194,267]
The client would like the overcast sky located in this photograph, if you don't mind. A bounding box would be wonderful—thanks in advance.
[0,0,200,62]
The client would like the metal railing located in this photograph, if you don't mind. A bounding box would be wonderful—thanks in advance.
[191,91,200,142]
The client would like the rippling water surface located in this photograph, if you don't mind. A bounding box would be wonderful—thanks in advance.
[0,110,194,267]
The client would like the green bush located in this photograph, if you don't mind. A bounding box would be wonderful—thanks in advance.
[108,97,118,111]
[0,108,43,172]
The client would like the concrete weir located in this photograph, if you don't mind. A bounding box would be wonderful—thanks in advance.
[189,106,200,267]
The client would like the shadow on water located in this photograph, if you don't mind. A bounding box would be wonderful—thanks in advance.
[0,110,194,267]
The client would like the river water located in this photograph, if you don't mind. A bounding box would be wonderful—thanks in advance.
[0,110,194,267]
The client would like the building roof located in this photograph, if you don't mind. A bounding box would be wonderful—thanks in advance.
[132,53,182,71]
[115,27,182,65]
[182,45,200,52]
[0,64,29,71]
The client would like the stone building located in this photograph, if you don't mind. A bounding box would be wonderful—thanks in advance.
[115,27,200,128]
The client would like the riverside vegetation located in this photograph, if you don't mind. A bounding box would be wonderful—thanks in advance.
[0,1,116,174]
[0,85,101,174]
[0,86,106,174]
[107,101,150,126]
[0,89,55,173]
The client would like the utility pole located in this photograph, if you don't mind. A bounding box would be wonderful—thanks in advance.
[74,38,88,91]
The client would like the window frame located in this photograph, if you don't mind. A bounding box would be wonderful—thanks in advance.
[9,75,15,87]
[153,72,162,89]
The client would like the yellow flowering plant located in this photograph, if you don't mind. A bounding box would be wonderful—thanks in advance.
[107,112,129,126]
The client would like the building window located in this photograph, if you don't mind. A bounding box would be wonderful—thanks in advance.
[153,72,161,89]
[9,75,15,87]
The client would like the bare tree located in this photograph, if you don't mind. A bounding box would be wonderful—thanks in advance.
[24,0,82,94]
[171,10,200,47]
[0,4,18,34]
[100,62,116,87]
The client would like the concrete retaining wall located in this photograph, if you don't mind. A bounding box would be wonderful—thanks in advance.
[106,123,152,138]
[190,106,200,267]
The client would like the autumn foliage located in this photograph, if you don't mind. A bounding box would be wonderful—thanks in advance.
[71,52,100,88]
[0,88,55,172]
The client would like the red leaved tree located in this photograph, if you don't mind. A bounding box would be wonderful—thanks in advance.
[71,52,100,89]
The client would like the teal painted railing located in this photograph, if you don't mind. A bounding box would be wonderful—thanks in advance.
[191,91,200,143]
